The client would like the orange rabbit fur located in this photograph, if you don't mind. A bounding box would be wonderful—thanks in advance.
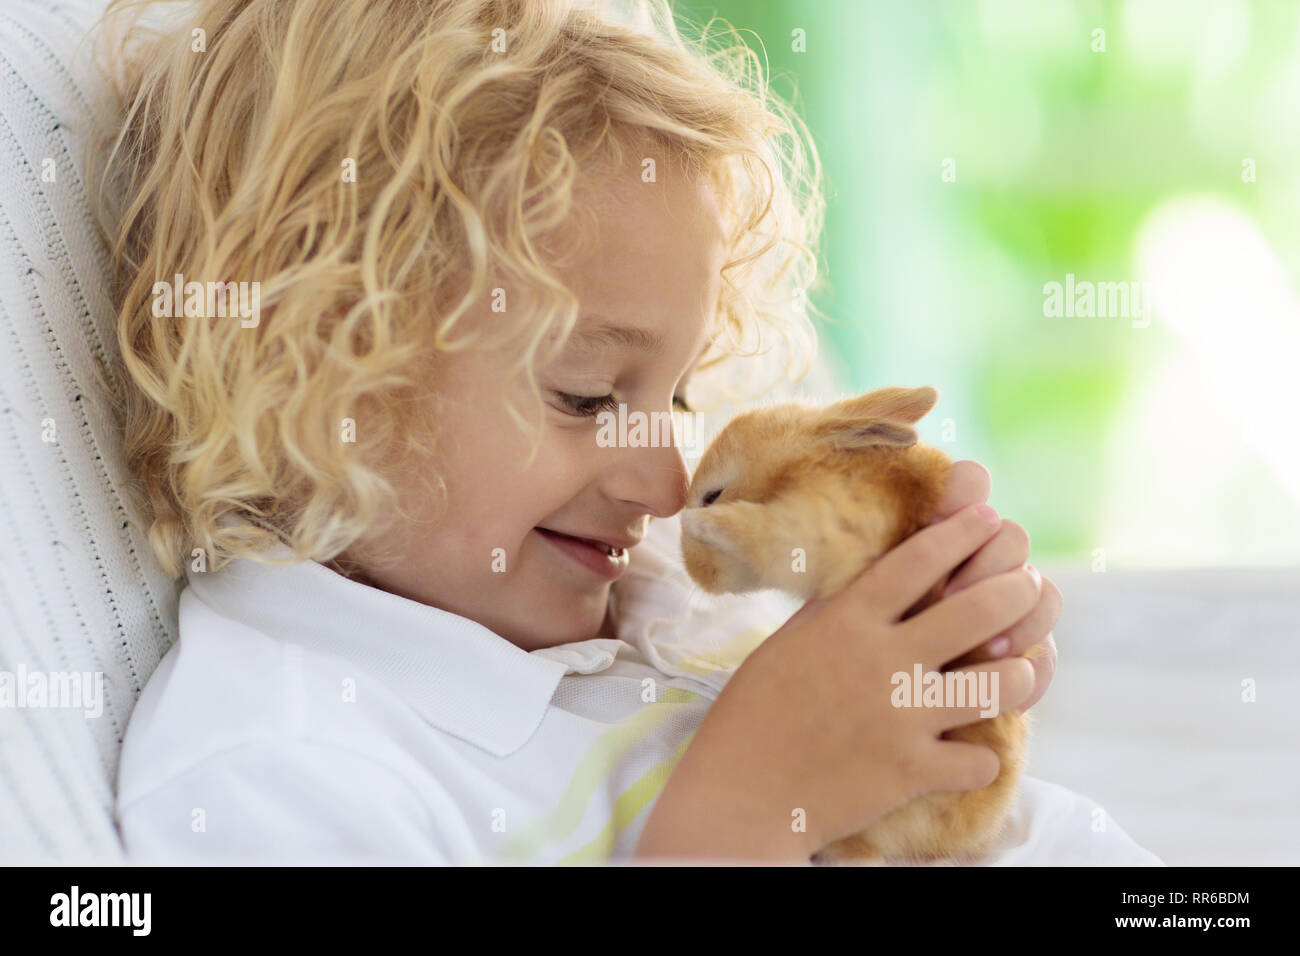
[679,385,1034,864]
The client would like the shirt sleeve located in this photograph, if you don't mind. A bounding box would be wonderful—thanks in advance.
[117,737,479,864]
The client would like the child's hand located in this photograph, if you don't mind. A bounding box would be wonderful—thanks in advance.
[636,503,1041,860]
[930,460,1060,712]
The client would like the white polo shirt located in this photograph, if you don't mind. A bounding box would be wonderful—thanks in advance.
[115,511,1164,865]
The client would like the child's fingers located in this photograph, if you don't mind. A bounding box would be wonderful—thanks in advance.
[947,575,1062,668]
[912,657,1037,733]
[929,460,992,522]
[940,519,1031,598]
[847,503,1002,622]
[917,738,1003,795]
[901,564,1042,668]
[1018,634,1058,713]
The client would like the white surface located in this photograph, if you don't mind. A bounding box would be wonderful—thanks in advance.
[0,0,177,860]
[1025,565,1300,866]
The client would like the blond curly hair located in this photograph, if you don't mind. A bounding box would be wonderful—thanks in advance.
[85,0,825,578]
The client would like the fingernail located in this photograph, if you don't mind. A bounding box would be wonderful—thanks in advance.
[1025,563,1041,587]
[975,504,999,526]
[987,637,1011,657]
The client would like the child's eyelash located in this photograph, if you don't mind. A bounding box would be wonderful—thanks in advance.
[553,392,693,417]
[554,392,621,418]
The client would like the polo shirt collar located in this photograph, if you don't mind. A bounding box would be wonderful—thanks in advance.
[184,541,618,758]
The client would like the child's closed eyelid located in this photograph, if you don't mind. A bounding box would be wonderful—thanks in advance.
[550,391,621,418]
[550,390,693,417]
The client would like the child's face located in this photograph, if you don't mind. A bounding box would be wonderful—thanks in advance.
[338,165,724,650]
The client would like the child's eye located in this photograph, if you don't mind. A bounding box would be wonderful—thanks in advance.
[553,392,622,418]
[552,393,694,417]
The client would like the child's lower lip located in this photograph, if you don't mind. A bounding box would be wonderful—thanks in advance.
[536,527,628,580]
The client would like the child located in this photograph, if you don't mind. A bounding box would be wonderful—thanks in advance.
[89,0,1160,864]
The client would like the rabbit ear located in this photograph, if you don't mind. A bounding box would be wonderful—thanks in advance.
[817,418,919,450]
[825,386,939,425]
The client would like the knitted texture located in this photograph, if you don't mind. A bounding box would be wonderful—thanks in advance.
[0,0,178,861]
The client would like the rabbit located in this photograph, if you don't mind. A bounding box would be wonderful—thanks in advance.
[679,385,1033,865]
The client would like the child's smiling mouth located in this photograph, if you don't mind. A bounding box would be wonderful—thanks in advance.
[535,527,632,579]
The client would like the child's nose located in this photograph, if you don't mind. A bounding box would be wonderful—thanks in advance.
[605,442,690,518]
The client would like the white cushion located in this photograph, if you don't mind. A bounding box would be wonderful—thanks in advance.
[0,0,178,861]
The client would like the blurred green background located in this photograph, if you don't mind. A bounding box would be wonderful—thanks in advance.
[674,0,1300,569]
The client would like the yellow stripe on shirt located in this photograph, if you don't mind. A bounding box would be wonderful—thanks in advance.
[556,731,696,865]
[671,625,771,679]
[493,686,702,863]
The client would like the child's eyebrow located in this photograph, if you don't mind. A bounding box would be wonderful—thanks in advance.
[568,320,667,356]
[567,318,713,364]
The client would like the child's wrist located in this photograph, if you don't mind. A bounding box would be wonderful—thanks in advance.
[635,737,816,862]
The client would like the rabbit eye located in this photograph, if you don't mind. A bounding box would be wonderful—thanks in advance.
[701,488,723,506]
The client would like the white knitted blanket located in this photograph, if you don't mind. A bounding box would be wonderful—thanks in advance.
[0,0,179,862]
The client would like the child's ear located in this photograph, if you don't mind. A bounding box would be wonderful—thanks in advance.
[824,385,939,425]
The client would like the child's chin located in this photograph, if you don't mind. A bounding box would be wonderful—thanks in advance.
[526,596,612,646]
